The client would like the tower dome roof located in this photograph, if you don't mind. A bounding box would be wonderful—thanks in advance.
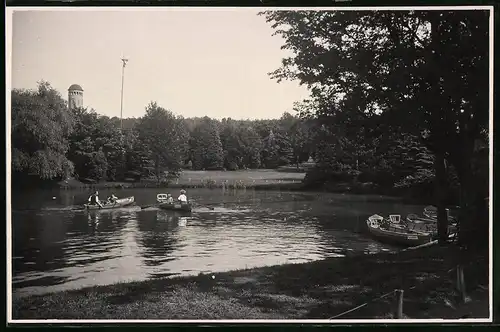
[68,84,83,91]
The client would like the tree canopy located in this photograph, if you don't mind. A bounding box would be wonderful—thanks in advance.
[12,82,74,180]
[260,9,489,245]
[136,102,188,182]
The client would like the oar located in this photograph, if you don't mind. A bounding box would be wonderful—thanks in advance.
[140,203,159,209]
[71,200,91,210]
[140,201,217,210]
[73,205,101,211]
[191,201,216,210]
[139,199,183,210]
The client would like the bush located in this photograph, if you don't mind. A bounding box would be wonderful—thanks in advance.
[227,161,239,171]
[125,171,142,181]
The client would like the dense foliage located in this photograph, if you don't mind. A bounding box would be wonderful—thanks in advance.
[12,80,453,206]
[11,82,74,182]
[11,84,315,184]
[261,9,489,246]
[135,102,189,182]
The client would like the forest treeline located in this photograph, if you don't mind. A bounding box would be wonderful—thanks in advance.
[12,82,458,201]
[11,83,312,182]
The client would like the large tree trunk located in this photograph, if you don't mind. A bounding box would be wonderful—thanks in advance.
[427,13,449,245]
[434,151,449,244]
[455,143,483,249]
[457,163,474,248]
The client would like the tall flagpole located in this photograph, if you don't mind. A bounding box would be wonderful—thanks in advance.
[120,57,129,137]
[119,57,128,180]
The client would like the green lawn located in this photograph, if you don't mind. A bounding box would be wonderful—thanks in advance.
[175,169,305,186]
[60,169,306,189]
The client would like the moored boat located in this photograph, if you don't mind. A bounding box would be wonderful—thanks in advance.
[366,214,433,247]
[406,213,458,235]
[422,205,457,223]
[85,196,135,210]
[158,202,192,212]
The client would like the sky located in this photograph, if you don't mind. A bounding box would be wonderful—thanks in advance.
[9,8,310,120]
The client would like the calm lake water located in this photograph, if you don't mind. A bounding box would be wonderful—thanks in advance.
[11,188,427,297]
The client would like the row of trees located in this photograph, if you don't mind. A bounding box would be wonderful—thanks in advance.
[11,83,314,185]
[260,9,490,246]
[12,82,449,197]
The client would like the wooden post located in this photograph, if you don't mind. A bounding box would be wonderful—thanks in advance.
[355,215,360,233]
[395,289,404,319]
[456,265,462,292]
[456,265,468,303]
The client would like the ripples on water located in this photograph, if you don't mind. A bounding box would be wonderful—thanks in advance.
[11,188,422,297]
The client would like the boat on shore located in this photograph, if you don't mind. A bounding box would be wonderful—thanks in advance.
[84,196,135,210]
[406,213,458,235]
[422,205,458,223]
[366,214,433,247]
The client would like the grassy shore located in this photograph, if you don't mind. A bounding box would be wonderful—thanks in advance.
[12,244,489,320]
[58,169,307,190]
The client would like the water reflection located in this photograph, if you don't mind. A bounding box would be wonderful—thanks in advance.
[136,210,179,270]
[12,188,410,297]
[12,212,67,277]
[87,211,101,230]
[178,217,188,227]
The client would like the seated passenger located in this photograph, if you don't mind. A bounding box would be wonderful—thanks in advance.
[107,193,118,204]
[166,194,174,204]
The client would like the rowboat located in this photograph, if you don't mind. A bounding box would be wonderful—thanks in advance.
[422,205,457,223]
[423,205,441,218]
[366,214,433,247]
[85,196,135,210]
[406,213,458,235]
[159,202,192,212]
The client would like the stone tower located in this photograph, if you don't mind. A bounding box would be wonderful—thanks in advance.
[68,84,84,110]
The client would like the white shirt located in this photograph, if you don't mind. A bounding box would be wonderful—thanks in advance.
[178,194,187,203]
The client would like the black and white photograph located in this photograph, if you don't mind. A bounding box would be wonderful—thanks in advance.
[7,6,493,323]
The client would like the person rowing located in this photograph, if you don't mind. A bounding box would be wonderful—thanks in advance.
[178,189,188,205]
[88,190,104,208]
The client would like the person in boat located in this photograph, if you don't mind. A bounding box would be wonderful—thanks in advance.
[166,194,174,204]
[107,193,118,204]
[178,189,188,204]
[88,191,104,208]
